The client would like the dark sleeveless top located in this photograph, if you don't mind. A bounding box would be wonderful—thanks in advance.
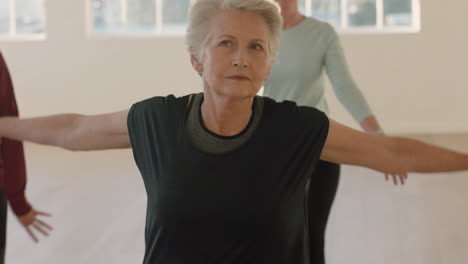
[127,94,329,264]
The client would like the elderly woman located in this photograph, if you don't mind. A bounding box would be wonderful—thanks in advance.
[0,0,467,263]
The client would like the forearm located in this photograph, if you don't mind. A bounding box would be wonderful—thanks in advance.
[322,120,468,174]
[0,114,81,149]
[391,137,468,173]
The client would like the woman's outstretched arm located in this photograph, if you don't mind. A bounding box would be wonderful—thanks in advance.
[0,110,130,151]
[321,119,468,174]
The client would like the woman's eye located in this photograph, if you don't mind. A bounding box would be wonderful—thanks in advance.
[251,43,263,50]
[220,40,232,46]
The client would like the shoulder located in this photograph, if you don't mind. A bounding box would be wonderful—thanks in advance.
[128,94,192,127]
[262,96,296,114]
[305,17,338,41]
[262,96,329,146]
[303,17,334,31]
[131,94,190,114]
[132,94,187,108]
[293,17,338,49]
[263,96,328,123]
[307,17,336,32]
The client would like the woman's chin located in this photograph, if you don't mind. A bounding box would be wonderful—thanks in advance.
[222,90,258,99]
[208,86,259,99]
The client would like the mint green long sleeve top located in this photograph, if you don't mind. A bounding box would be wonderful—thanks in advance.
[264,17,373,123]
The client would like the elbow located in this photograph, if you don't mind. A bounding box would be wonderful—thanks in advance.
[57,114,85,151]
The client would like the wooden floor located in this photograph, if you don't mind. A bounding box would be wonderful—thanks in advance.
[5,134,468,264]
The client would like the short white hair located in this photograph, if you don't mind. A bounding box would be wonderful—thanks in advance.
[186,0,283,63]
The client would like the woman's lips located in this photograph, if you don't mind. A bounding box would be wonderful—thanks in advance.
[226,75,249,80]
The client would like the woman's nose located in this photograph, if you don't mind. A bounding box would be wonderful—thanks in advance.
[232,50,248,68]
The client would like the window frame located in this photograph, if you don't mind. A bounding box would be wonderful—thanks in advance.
[0,0,46,40]
[302,0,421,34]
[86,0,196,38]
[86,0,421,37]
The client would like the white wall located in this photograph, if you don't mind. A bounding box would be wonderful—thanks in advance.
[0,0,201,116]
[0,0,467,133]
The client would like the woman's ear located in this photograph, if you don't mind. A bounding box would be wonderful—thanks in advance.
[190,54,203,75]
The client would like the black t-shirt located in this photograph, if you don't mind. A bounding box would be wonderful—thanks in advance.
[127,94,329,264]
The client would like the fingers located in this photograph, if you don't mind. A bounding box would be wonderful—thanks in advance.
[32,222,50,237]
[384,173,408,186]
[400,173,408,185]
[402,173,408,184]
[35,211,52,217]
[22,210,54,242]
[399,174,405,185]
[26,226,39,243]
[36,219,53,231]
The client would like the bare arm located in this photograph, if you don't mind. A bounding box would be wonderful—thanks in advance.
[359,115,408,184]
[321,119,468,174]
[0,110,130,151]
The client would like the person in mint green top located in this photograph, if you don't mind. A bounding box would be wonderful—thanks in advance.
[264,16,374,123]
[266,1,399,264]
[265,1,381,131]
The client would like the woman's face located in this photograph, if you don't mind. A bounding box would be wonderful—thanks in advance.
[192,10,271,99]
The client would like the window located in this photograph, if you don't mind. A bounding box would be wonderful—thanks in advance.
[299,0,420,33]
[90,0,195,35]
[89,0,420,36]
[0,0,46,38]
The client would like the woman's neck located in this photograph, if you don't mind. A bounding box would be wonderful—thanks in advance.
[201,90,254,137]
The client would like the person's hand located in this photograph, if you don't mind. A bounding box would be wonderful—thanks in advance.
[385,173,408,185]
[365,129,409,186]
[18,209,53,242]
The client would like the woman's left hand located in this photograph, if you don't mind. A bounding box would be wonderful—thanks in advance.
[385,173,408,185]
[361,121,409,186]
[18,208,53,242]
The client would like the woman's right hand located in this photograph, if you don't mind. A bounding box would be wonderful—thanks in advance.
[18,208,53,243]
